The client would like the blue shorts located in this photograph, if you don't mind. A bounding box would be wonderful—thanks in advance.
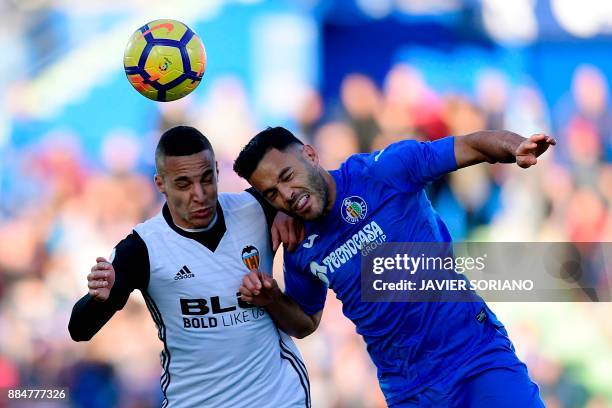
[390,362,544,408]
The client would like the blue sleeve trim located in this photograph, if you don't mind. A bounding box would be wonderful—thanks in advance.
[284,285,326,317]
[434,135,458,173]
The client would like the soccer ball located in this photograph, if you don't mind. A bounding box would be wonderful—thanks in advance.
[123,19,206,102]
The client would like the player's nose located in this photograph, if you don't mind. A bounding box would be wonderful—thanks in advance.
[278,185,294,204]
[191,183,206,203]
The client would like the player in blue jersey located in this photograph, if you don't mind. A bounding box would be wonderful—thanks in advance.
[233,127,555,407]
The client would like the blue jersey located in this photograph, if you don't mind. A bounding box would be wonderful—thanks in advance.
[284,137,520,405]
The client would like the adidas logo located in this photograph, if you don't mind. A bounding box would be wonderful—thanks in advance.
[174,266,195,281]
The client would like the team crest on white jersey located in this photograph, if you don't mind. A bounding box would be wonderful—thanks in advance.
[341,196,367,224]
[241,245,260,271]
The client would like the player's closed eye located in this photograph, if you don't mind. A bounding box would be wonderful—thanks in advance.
[266,190,278,201]
[281,171,293,182]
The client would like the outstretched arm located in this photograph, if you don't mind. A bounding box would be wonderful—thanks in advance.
[454,130,556,169]
[240,270,322,339]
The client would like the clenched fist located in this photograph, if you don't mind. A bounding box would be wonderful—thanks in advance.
[87,257,115,301]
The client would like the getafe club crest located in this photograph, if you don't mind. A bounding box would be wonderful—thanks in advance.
[341,196,367,224]
[241,245,260,271]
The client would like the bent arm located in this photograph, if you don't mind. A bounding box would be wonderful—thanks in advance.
[68,295,118,341]
[240,269,323,339]
[266,294,322,339]
[68,231,149,342]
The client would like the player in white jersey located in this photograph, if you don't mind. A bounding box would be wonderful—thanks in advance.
[68,126,310,408]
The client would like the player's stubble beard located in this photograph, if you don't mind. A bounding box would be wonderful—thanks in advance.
[295,161,329,221]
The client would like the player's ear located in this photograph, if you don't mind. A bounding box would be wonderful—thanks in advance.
[215,161,219,180]
[302,144,319,166]
[154,174,167,196]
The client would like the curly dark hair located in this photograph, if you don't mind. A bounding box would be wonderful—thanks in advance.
[233,126,303,180]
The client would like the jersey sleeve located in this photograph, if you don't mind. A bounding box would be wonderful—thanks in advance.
[106,230,150,310]
[369,136,457,192]
[283,253,327,317]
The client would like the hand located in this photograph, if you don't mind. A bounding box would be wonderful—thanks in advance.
[239,269,281,307]
[515,133,556,168]
[87,257,115,302]
[271,212,305,252]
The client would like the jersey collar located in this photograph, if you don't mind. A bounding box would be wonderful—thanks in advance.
[162,202,227,252]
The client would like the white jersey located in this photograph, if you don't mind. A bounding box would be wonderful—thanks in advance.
[134,192,310,407]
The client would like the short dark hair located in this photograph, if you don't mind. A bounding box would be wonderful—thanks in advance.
[233,127,303,180]
[155,126,214,173]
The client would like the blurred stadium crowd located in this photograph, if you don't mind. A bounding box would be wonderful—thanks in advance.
[1,62,611,407]
[1,1,612,408]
